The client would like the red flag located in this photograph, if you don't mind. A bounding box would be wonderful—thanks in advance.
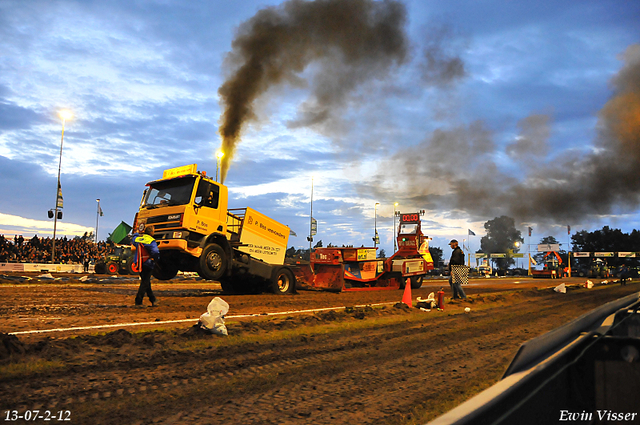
[567,225,571,235]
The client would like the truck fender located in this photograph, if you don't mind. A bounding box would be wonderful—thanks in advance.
[202,233,231,256]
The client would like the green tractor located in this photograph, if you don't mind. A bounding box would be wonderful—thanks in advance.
[94,245,139,275]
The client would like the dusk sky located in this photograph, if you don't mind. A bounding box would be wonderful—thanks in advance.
[1,0,639,257]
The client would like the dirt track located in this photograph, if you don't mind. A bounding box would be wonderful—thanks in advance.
[1,275,638,424]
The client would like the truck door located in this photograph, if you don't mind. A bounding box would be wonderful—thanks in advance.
[195,181,219,209]
[193,180,226,234]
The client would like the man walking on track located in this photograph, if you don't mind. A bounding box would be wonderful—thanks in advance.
[131,226,160,307]
[448,239,467,300]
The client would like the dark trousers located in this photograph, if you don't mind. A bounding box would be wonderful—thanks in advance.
[449,276,467,299]
[135,264,156,305]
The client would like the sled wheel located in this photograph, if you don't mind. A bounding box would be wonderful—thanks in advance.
[270,268,295,295]
[410,275,424,289]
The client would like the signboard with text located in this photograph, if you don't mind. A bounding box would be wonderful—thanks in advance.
[537,244,560,252]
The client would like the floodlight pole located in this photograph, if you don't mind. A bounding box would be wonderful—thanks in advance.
[96,199,101,244]
[374,202,380,249]
[393,203,398,253]
[51,117,67,264]
[309,177,314,253]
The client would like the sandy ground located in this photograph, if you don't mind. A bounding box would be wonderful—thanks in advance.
[1,273,637,424]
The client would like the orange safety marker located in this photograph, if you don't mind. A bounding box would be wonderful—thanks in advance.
[402,278,412,307]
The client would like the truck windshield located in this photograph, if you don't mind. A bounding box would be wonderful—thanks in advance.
[144,177,195,208]
[399,223,418,234]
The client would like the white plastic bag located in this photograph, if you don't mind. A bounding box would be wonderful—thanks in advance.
[554,283,567,294]
[199,297,229,335]
[417,292,437,309]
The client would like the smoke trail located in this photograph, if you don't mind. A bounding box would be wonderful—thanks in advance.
[217,0,408,182]
[368,44,640,223]
[419,23,467,87]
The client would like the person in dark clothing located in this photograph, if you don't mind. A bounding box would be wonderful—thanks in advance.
[83,254,90,272]
[448,239,467,300]
[619,264,629,286]
[131,226,160,306]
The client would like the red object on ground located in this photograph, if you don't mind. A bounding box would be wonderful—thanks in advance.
[402,278,412,307]
[437,289,445,310]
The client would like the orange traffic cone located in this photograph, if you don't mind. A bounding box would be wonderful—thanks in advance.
[402,278,412,307]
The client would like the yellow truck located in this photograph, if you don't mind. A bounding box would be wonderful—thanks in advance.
[133,164,295,294]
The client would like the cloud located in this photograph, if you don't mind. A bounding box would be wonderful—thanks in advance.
[0,212,94,237]
[0,100,43,131]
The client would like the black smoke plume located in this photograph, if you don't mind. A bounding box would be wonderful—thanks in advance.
[368,43,640,224]
[419,23,467,87]
[217,0,408,182]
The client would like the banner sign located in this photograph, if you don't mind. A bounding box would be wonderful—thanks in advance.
[537,244,560,252]
[573,252,590,258]
[310,218,317,236]
[163,163,197,179]
[0,263,24,272]
[618,252,637,258]
[512,253,524,258]
[594,252,614,257]
[490,253,506,258]
[475,253,487,258]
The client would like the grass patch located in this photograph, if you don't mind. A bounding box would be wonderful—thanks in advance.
[0,359,65,380]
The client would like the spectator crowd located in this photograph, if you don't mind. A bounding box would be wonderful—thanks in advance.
[0,234,113,264]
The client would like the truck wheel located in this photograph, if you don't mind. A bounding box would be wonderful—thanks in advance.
[410,276,424,289]
[270,267,295,295]
[106,262,118,275]
[127,258,140,275]
[199,243,227,281]
[152,260,179,280]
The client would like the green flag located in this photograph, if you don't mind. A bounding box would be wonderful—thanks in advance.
[108,221,132,244]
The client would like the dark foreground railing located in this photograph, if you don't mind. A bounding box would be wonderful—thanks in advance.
[428,292,640,425]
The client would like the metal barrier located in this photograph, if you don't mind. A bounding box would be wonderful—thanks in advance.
[0,262,93,273]
[428,292,640,425]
